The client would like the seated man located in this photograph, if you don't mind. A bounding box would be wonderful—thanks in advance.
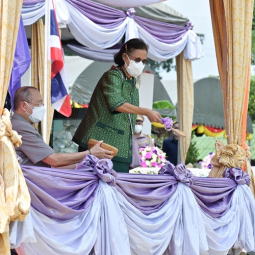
[11,86,113,168]
[162,121,179,166]
[133,115,153,148]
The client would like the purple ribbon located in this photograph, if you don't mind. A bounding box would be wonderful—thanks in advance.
[185,21,193,30]
[94,159,117,186]
[126,8,136,18]
[174,162,194,187]
[159,161,193,187]
[158,161,175,175]
[76,155,117,186]
[223,167,251,186]
[75,154,98,171]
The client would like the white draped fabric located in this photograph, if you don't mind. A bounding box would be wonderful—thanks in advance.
[202,185,255,255]
[9,181,255,255]
[95,0,166,8]
[116,183,208,255]
[22,3,45,26]
[66,44,118,62]
[66,2,130,50]
[21,0,204,61]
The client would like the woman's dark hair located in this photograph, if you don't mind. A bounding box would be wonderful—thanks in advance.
[114,38,148,66]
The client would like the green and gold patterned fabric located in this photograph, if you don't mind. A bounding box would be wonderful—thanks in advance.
[73,67,138,172]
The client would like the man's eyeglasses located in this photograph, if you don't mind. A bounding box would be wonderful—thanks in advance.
[127,54,147,65]
[23,101,44,108]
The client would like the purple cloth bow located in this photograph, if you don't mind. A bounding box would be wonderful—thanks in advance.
[75,154,98,171]
[173,162,194,187]
[126,8,136,18]
[76,155,117,186]
[159,161,193,187]
[158,161,175,175]
[94,158,117,186]
[223,168,251,186]
[185,21,194,30]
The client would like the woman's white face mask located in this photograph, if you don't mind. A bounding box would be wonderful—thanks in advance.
[125,55,145,77]
[25,102,46,124]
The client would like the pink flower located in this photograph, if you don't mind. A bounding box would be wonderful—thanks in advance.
[151,161,157,167]
[140,155,143,159]
[141,161,147,168]
[145,152,152,159]
[140,148,145,151]
[158,164,162,168]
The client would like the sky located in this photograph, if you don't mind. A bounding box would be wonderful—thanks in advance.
[160,0,219,80]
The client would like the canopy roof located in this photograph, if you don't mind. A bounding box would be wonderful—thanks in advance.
[193,77,253,133]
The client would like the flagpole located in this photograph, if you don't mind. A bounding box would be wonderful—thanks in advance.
[43,0,50,143]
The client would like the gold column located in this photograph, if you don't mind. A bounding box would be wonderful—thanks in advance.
[176,51,194,163]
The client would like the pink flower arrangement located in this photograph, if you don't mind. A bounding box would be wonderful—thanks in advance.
[199,152,215,169]
[139,146,166,168]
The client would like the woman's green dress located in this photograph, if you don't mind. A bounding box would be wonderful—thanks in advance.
[73,67,139,172]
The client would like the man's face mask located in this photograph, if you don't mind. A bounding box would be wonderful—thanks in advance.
[125,55,145,77]
[24,101,46,124]
[135,125,143,134]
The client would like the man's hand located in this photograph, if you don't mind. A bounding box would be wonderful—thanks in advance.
[146,110,163,124]
[90,141,114,159]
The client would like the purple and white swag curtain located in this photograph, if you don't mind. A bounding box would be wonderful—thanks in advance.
[9,155,255,255]
[21,0,204,62]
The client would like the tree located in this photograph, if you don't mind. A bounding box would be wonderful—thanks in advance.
[248,75,255,123]
[185,132,200,165]
[251,3,255,65]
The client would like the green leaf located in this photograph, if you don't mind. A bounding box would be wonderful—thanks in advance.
[153,100,175,110]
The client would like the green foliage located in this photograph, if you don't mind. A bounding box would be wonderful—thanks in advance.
[248,75,255,122]
[63,48,76,56]
[147,58,174,79]
[152,100,175,110]
[252,30,255,65]
[252,3,255,65]
[197,33,205,44]
[185,132,200,165]
[208,75,220,79]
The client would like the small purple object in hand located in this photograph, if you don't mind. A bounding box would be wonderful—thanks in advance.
[162,117,173,131]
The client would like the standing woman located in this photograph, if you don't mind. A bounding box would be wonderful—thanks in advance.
[73,38,162,172]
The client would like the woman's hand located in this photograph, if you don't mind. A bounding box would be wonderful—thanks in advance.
[90,141,114,159]
[146,109,163,123]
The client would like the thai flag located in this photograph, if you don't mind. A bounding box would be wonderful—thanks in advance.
[50,0,71,117]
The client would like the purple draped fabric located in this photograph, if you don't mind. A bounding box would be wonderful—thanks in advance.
[66,0,126,28]
[116,173,178,214]
[23,0,44,5]
[191,177,236,218]
[159,162,250,218]
[22,165,99,220]
[134,16,188,43]
[66,0,189,43]
[21,156,250,220]
[8,17,31,111]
